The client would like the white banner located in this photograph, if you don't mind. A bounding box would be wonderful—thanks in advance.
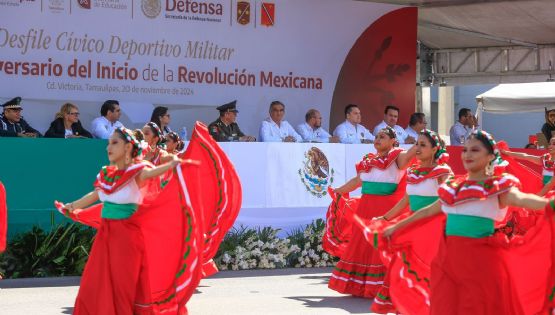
[0,0,416,137]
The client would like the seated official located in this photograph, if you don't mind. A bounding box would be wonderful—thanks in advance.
[404,112,427,144]
[542,107,555,142]
[333,104,374,144]
[372,105,410,143]
[297,109,338,143]
[208,100,255,142]
[0,97,42,137]
[91,100,124,139]
[259,101,302,142]
[150,106,172,136]
[45,103,92,138]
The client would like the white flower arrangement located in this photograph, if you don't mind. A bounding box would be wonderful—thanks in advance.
[214,219,338,270]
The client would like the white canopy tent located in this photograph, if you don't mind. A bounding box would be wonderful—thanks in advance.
[476,82,555,114]
[474,82,555,143]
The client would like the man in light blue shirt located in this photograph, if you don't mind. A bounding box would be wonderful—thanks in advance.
[372,105,412,144]
[405,112,427,141]
[449,108,476,145]
[333,104,374,144]
[259,101,302,142]
[296,109,338,143]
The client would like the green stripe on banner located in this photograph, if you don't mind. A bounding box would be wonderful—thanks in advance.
[409,195,438,212]
[361,181,398,195]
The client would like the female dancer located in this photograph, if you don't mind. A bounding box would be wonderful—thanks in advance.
[58,127,203,315]
[166,131,185,154]
[364,129,451,314]
[328,126,416,313]
[383,130,550,315]
[379,129,451,221]
[142,122,168,165]
[501,136,555,187]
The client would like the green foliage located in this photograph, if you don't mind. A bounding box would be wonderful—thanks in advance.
[0,219,334,278]
[0,223,95,279]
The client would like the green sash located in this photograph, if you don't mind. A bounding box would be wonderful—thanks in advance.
[445,214,494,238]
[361,181,398,196]
[544,175,552,186]
[408,195,438,212]
[101,202,139,219]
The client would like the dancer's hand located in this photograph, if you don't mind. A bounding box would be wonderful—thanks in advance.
[55,200,74,214]
[168,155,183,167]
[383,225,396,239]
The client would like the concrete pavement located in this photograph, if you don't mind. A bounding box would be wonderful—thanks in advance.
[0,268,383,314]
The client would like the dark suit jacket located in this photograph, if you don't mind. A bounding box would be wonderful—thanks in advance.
[44,118,93,138]
[0,115,42,137]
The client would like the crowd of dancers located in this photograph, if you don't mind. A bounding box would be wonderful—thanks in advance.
[324,126,555,314]
[2,122,555,314]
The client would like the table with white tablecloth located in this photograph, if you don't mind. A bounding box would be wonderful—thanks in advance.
[216,142,412,233]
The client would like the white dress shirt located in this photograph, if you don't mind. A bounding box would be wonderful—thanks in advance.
[405,126,419,140]
[259,118,302,142]
[333,120,374,144]
[373,120,408,144]
[91,116,124,139]
[449,121,471,146]
[296,122,331,143]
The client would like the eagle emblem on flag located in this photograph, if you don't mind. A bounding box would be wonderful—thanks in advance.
[237,1,251,25]
[261,2,275,26]
[299,147,334,198]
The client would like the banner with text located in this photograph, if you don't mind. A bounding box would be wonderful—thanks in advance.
[0,0,416,135]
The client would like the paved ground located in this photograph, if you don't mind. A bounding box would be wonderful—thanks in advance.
[0,268,384,315]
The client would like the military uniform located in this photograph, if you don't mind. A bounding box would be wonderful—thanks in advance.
[0,97,42,137]
[208,118,245,142]
[208,100,248,142]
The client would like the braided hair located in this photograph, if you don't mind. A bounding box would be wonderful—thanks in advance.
[420,129,449,163]
[114,127,142,158]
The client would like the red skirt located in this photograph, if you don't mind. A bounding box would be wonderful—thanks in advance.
[0,181,6,253]
[328,190,404,299]
[74,219,155,315]
[430,235,524,315]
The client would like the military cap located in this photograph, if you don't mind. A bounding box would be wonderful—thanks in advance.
[2,97,22,109]
[217,100,239,113]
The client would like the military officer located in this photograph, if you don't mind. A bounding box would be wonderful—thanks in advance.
[208,101,256,142]
[0,97,42,137]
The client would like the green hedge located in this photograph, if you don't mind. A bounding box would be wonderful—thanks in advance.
[0,219,337,279]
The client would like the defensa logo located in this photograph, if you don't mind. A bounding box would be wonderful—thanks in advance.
[166,0,223,15]
[142,0,161,18]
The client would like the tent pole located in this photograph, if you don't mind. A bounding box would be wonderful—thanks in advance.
[438,86,455,141]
